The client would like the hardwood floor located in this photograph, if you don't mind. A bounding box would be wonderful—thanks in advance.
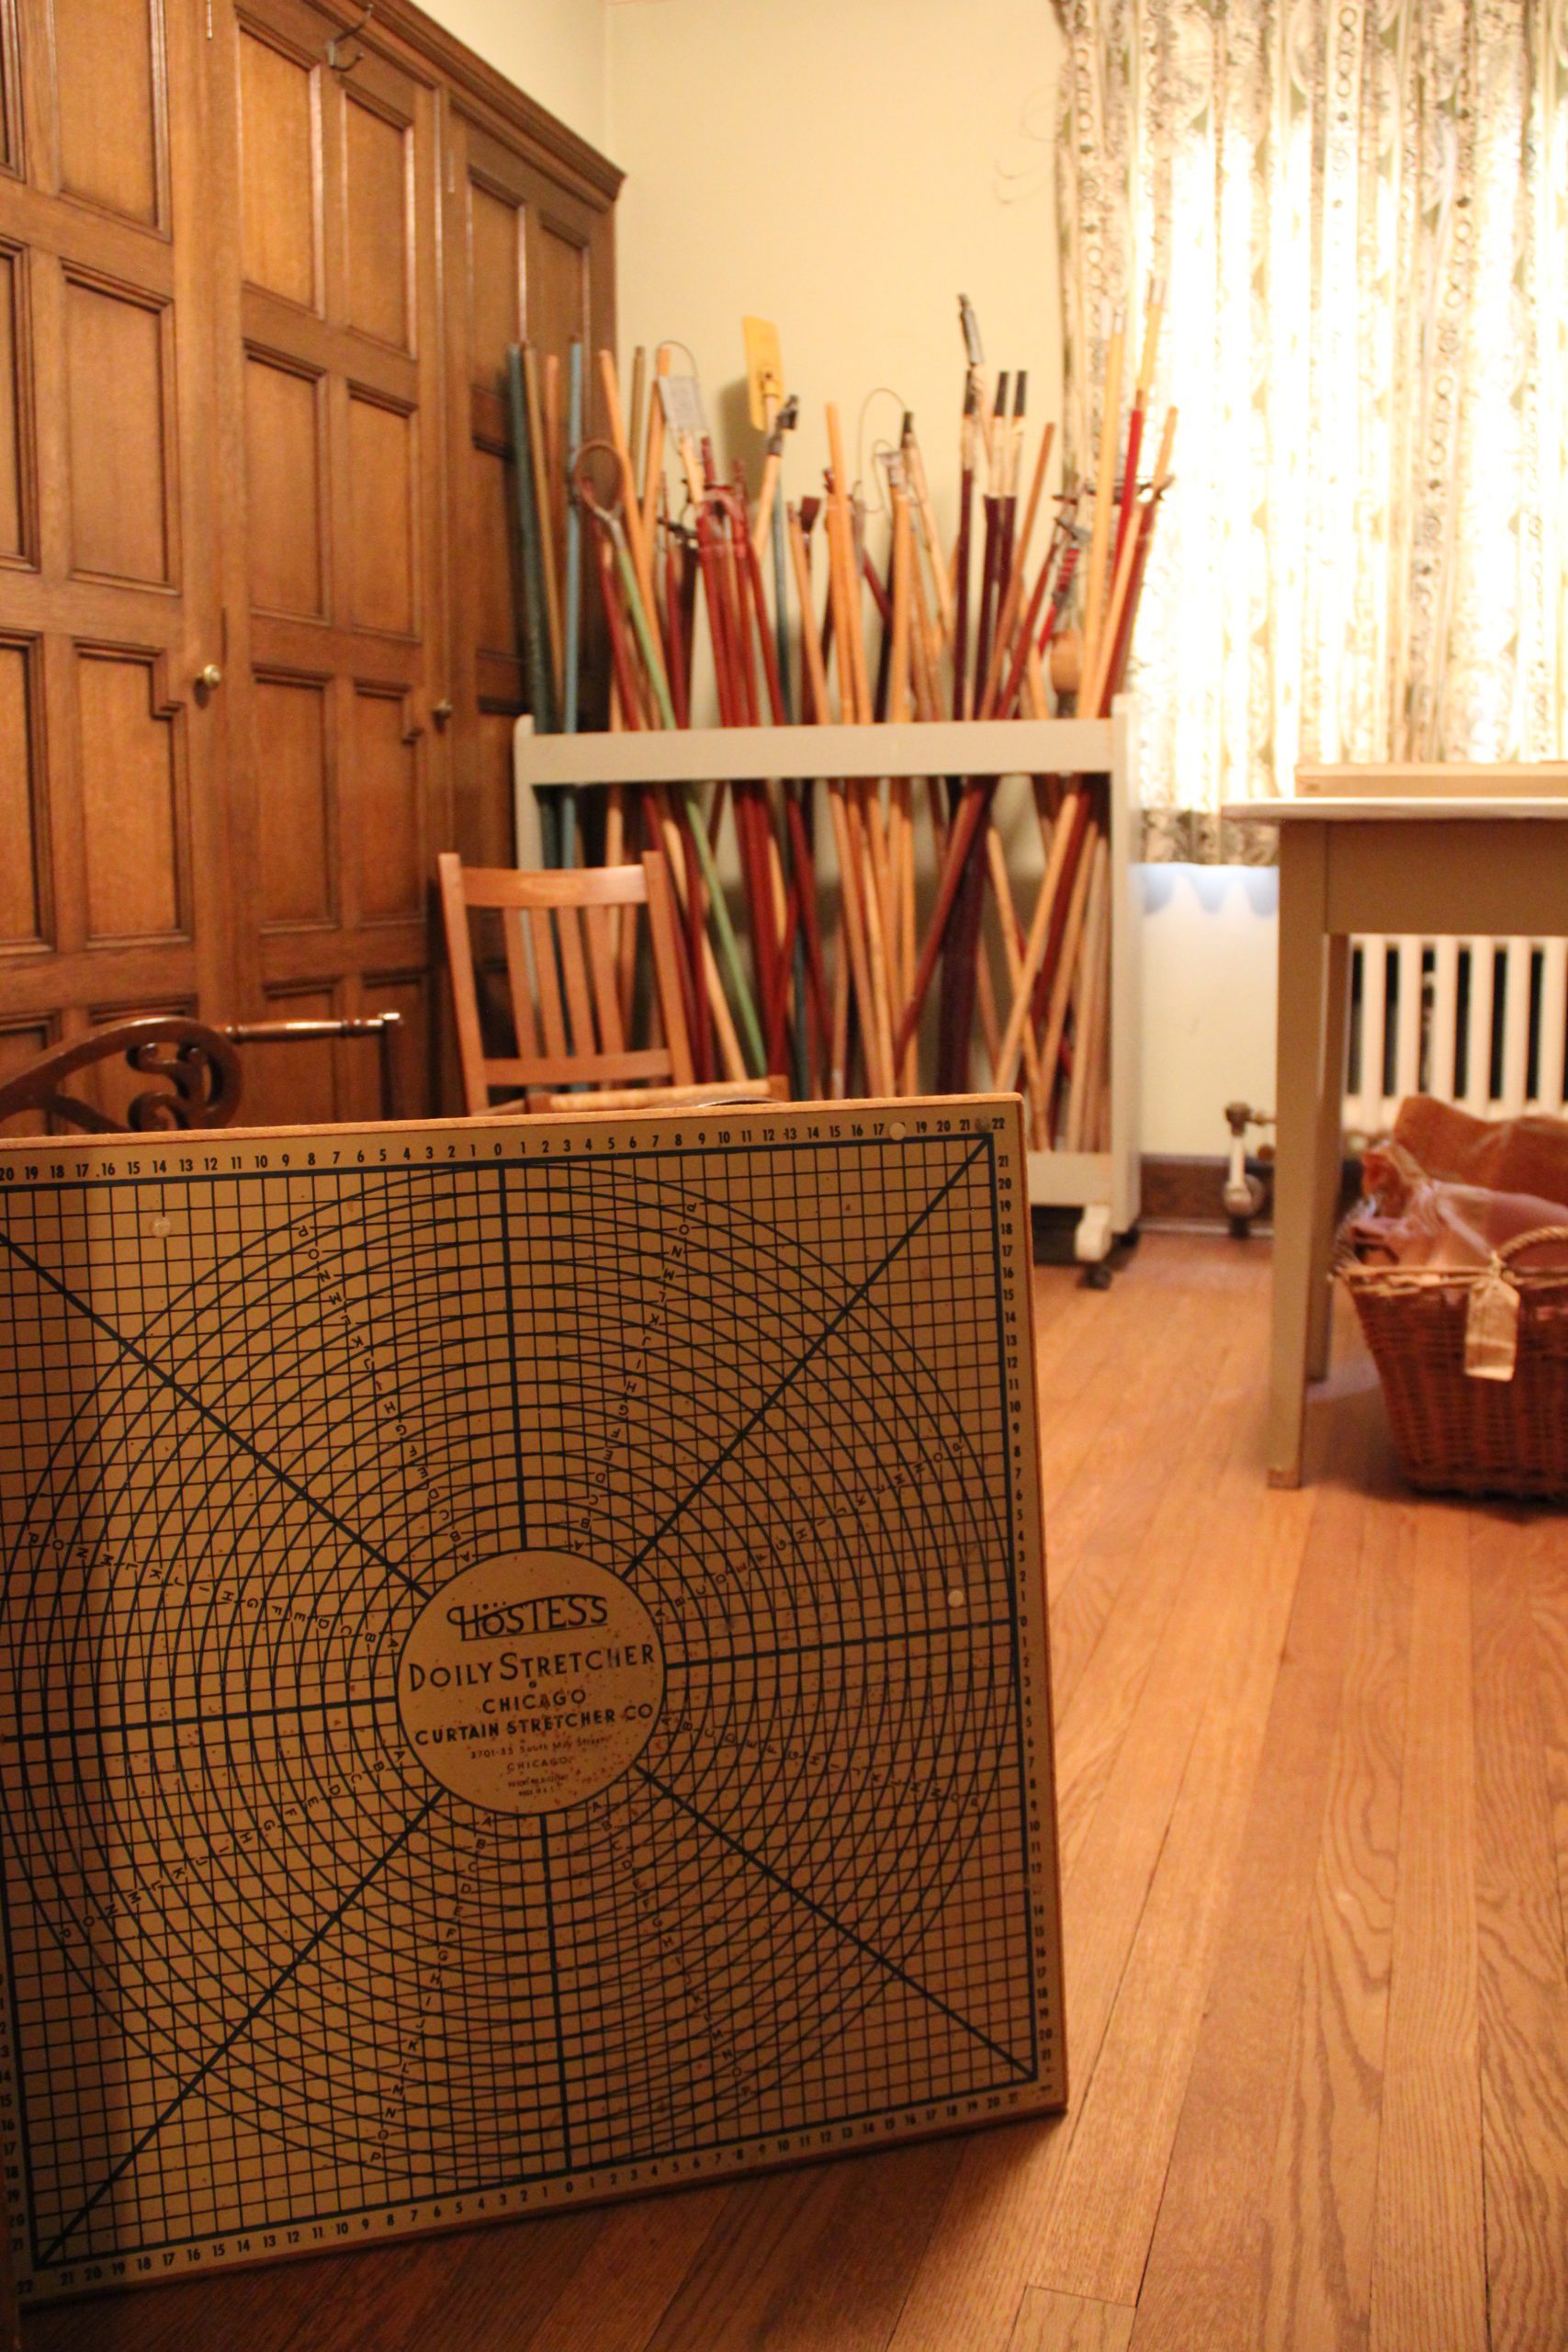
[23,1236,1566,2352]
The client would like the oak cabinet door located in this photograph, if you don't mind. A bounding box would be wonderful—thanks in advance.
[0,0,230,1109]
[210,0,446,1120]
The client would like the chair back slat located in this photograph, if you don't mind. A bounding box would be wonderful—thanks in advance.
[583,906,625,1057]
[557,905,599,1064]
[528,906,571,1062]
[641,853,695,1084]
[502,910,541,1061]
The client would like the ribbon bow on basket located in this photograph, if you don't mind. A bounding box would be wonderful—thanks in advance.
[1463,1225,1568,1383]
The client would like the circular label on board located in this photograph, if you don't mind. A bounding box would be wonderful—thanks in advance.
[396,1551,664,1814]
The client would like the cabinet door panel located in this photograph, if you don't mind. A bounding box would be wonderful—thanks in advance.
[76,649,185,942]
[0,11,17,181]
[0,1021,54,1131]
[531,217,588,375]
[353,685,420,921]
[344,93,410,350]
[51,0,163,227]
[346,390,415,635]
[471,440,517,659]
[66,276,172,584]
[244,350,324,616]
[237,20,320,310]
[247,979,339,1123]
[475,706,519,866]
[0,247,25,556]
[255,671,333,925]
[360,967,425,1115]
[467,178,522,390]
[0,635,40,943]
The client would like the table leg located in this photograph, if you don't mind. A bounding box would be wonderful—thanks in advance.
[1267,826,1329,1487]
[1305,930,1350,1381]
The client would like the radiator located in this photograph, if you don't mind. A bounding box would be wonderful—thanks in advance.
[1344,935,1568,1137]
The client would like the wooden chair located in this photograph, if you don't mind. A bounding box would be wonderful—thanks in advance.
[0,1013,407,1135]
[0,1017,243,1132]
[439,850,703,1114]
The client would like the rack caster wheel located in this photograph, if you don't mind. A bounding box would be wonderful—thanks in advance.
[1072,1204,1113,1269]
[1084,1261,1113,1292]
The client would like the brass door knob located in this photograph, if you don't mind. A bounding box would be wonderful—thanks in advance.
[197,662,223,691]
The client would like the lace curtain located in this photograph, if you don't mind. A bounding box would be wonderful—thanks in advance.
[1054,1,1568,862]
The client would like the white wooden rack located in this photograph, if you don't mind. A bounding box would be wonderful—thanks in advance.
[514,704,1142,1263]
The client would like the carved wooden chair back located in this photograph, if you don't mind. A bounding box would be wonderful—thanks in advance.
[0,1018,244,1133]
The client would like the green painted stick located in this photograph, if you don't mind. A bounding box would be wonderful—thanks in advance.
[598,503,767,1076]
[507,345,558,743]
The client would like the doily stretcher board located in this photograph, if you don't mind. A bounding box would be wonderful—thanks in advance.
[0,1096,1063,2305]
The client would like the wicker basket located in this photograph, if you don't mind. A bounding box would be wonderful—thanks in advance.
[1340,1225,1568,1498]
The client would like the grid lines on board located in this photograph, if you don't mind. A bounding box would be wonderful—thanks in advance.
[0,1105,1060,2304]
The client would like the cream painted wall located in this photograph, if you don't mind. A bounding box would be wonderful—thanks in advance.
[607,0,1063,548]
[419,0,611,151]
[1137,867,1278,1157]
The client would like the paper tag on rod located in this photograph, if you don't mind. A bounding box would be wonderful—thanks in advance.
[743,315,784,431]
[658,373,707,438]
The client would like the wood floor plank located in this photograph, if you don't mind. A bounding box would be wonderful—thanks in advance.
[1051,1319,1274,1883]
[884,1363,1314,2352]
[19,2210,608,2352]
[1033,1272,1187,1532]
[516,2185,732,2352]
[268,2211,609,2352]
[1258,1487,1412,2351]
[1036,1452,1338,2319]
[1006,2286,1134,2351]
[1044,1264,1262,1721]
[1525,1528,1568,1965]
[1039,1249,1263,1537]
[1366,1506,1486,2352]
[1030,1242,1258,1515]
[1472,1510,1568,2352]
[1029,1257,1150,1424]
[641,2136,963,2352]
[1028,1257,1126,1374]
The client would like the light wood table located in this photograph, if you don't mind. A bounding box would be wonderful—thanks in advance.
[1224,782,1568,1486]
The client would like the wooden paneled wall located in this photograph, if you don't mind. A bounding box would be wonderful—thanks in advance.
[0,0,618,1119]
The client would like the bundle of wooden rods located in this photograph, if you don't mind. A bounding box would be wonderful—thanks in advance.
[502,287,1174,1123]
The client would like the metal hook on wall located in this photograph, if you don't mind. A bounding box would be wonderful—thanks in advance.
[326,1,373,74]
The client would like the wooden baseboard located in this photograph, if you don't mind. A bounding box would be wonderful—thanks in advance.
[1139,1153,1362,1232]
[1139,1155,1263,1231]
